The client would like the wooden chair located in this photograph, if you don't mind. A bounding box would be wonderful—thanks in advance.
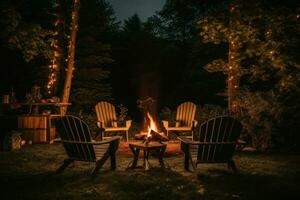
[95,101,132,142]
[178,116,242,172]
[55,115,121,176]
[162,102,198,140]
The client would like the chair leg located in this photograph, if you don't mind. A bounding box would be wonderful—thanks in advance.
[181,143,191,171]
[110,147,117,170]
[190,157,197,171]
[228,160,238,173]
[56,159,73,173]
[91,152,110,176]
[126,130,129,142]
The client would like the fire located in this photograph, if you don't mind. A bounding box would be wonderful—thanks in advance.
[146,112,159,137]
[137,112,169,143]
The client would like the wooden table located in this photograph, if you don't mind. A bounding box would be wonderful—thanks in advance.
[128,142,167,170]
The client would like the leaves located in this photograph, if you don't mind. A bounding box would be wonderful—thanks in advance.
[198,0,300,148]
[0,1,54,62]
[204,59,227,73]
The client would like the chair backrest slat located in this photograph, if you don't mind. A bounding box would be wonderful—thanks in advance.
[56,116,96,161]
[197,116,242,163]
[95,101,117,128]
[176,102,197,127]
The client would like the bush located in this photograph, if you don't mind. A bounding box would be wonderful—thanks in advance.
[238,90,278,151]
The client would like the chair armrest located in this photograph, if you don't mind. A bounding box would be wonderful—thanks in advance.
[126,120,132,128]
[162,120,169,128]
[93,136,121,145]
[177,136,200,145]
[61,136,121,145]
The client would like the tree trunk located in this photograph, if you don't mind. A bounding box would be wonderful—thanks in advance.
[228,0,241,113]
[60,0,80,115]
[46,0,63,95]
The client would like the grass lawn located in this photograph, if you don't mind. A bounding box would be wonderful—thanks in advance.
[0,142,300,200]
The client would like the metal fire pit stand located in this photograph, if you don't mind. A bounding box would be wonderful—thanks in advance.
[128,142,167,170]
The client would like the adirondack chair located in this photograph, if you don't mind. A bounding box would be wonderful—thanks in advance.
[55,115,121,176]
[95,101,132,142]
[178,116,242,172]
[162,102,198,140]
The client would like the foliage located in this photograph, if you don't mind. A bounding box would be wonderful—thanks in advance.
[70,0,118,111]
[71,68,112,112]
[123,13,142,33]
[137,96,156,112]
[239,90,278,151]
[198,0,300,149]
[0,0,55,62]
[153,0,228,41]
[116,104,129,122]
[159,106,175,122]
[197,104,228,122]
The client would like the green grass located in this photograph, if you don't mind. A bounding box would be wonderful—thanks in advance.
[0,144,300,200]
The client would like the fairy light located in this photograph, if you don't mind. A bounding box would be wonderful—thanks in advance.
[47,0,61,95]
[227,1,243,113]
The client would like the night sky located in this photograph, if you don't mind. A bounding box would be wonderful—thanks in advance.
[108,0,166,22]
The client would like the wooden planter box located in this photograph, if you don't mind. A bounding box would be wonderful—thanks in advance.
[18,115,55,143]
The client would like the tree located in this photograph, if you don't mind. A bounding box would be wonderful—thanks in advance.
[144,0,228,106]
[69,0,118,112]
[198,0,300,149]
[0,0,55,62]
[0,0,58,97]
[60,0,80,114]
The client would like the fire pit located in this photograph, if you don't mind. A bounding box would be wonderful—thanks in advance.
[128,112,169,170]
[128,142,166,170]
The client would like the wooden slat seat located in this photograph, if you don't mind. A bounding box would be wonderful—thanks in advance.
[178,116,242,172]
[162,102,198,140]
[55,115,121,176]
[95,101,132,142]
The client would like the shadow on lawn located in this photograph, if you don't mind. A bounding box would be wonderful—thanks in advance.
[0,169,202,200]
[196,169,300,200]
[1,167,300,200]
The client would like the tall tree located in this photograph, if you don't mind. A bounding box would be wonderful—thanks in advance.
[144,0,227,106]
[70,0,119,112]
[61,0,80,115]
[198,0,300,149]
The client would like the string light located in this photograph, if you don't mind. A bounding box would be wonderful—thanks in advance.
[47,0,61,95]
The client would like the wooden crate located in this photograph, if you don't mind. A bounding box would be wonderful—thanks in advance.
[18,115,48,143]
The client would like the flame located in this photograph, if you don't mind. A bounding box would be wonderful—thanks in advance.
[139,112,168,142]
[146,112,159,137]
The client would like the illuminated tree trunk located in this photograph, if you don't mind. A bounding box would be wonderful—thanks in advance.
[46,0,62,95]
[61,0,80,115]
[228,0,241,113]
